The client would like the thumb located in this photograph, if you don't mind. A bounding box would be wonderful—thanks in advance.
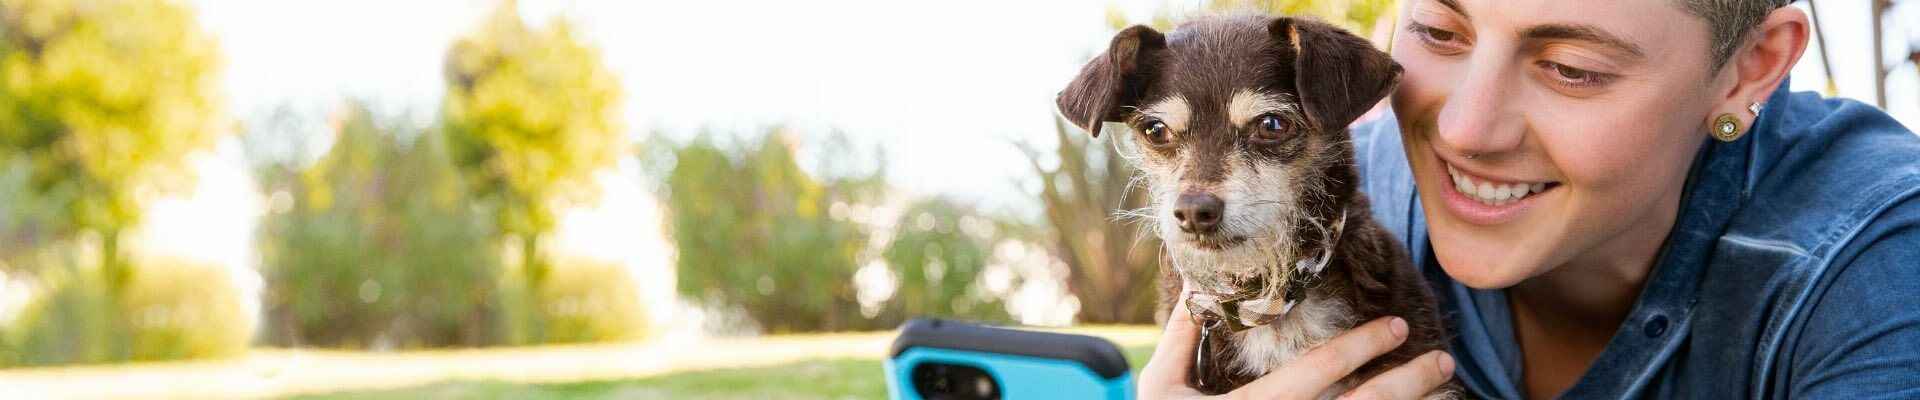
[1142,283,1199,383]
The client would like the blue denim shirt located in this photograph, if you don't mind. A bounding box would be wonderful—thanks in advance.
[1350,82,1920,399]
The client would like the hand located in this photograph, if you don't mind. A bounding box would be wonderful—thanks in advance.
[1137,289,1456,400]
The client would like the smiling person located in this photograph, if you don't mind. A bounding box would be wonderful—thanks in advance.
[1137,0,1920,399]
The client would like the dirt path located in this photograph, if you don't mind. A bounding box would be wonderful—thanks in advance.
[0,325,1158,399]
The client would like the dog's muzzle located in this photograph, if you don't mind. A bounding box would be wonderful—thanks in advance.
[1185,210,1348,392]
[1182,210,1347,332]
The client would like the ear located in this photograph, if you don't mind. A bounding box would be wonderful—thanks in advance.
[1272,18,1403,132]
[1712,6,1808,131]
[1056,25,1167,137]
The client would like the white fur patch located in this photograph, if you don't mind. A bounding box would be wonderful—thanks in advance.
[1233,296,1360,400]
[1230,296,1356,375]
[1139,95,1193,132]
[1227,90,1298,127]
[1157,149,1299,290]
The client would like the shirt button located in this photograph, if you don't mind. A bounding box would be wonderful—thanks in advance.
[1644,315,1670,338]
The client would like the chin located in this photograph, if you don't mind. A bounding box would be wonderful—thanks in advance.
[1167,237,1270,277]
[1425,225,1557,289]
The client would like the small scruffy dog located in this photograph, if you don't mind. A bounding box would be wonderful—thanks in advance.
[1056,14,1456,398]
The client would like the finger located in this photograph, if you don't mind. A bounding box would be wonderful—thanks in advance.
[1233,316,1409,399]
[1141,283,1199,385]
[1339,350,1455,400]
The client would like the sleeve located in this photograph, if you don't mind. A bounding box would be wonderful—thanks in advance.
[1785,198,1920,399]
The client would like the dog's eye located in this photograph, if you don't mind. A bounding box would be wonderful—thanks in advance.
[1142,120,1172,146]
[1251,114,1291,143]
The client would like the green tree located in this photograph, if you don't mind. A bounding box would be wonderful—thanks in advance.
[250,103,501,349]
[878,198,1019,324]
[662,131,884,333]
[0,0,225,290]
[441,1,624,342]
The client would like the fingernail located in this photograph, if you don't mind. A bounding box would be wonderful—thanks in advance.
[1437,352,1456,376]
[1390,317,1408,339]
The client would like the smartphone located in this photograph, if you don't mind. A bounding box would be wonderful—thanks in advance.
[885,318,1133,400]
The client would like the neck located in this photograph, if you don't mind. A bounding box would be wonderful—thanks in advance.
[1511,187,1680,337]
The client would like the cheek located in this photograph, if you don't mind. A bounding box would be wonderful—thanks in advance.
[1539,99,1705,199]
[1388,46,1456,124]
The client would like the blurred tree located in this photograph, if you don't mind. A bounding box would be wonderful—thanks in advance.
[877,198,1019,324]
[1018,118,1162,324]
[0,158,61,270]
[0,0,225,291]
[662,131,885,333]
[441,0,624,342]
[250,103,502,349]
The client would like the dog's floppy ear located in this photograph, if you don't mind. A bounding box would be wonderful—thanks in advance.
[1272,18,1402,132]
[1056,25,1167,137]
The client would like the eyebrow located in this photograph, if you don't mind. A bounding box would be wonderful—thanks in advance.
[1434,0,1466,18]
[1521,24,1647,59]
[1426,0,1646,60]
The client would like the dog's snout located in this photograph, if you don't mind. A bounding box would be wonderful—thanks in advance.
[1174,192,1225,234]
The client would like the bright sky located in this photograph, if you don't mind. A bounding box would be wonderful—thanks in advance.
[183,0,1916,213]
[123,0,1916,329]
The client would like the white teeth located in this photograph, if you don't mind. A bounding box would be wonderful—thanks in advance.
[1446,163,1550,206]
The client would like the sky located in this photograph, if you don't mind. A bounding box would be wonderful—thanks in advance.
[184,0,1915,213]
[112,0,1917,329]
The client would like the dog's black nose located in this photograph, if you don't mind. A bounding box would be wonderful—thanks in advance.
[1173,192,1224,234]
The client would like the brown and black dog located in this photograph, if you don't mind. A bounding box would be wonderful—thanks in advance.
[1056,14,1456,398]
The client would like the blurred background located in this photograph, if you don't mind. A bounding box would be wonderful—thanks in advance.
[0,0,1913,398]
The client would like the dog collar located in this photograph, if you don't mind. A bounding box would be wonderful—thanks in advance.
[1185,208,1349,333]
[1187,209,1348,392]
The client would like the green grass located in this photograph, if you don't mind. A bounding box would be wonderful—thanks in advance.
[291,344,1157,399]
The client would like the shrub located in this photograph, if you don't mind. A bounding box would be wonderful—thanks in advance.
[661,133,885,333]
[1,252,254,367]
[252,104,502,349]
[878,198,1018,324]
[499,257,649,344]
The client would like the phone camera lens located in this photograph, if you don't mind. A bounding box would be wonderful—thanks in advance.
[910,362,998,400]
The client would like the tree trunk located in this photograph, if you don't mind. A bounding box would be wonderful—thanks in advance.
[520,232,545,343]
[100,227,132,360]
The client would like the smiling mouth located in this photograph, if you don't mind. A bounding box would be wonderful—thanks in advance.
[1445,162,1560,206]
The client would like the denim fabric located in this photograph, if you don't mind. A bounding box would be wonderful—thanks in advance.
[1349,82,1920,399]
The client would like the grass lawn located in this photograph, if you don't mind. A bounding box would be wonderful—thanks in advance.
[292,344,1157,399]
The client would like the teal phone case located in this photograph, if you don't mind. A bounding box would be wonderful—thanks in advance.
[885,319,1133,400]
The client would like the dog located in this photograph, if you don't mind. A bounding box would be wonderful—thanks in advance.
[1055,14,1455,398]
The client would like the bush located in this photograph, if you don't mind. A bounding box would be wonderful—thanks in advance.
[118,257,256,361]
[2,252,254,367]
[661,133,886,333]
[499,257,649,344]
[252,104,502,349]
[878,198,1018,324]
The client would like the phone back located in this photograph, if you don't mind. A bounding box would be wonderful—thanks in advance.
[885,318,1133,400]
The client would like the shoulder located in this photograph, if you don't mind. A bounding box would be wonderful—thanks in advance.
[1779,196,1920,398]
[1347,116,1414,223]
[1735,91,1920,398]
[1727,90,1920,259]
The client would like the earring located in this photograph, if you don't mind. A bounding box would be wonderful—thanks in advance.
[1712,113,1744,142]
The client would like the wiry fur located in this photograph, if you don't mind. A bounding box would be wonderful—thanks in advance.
[1058,14,1458,397]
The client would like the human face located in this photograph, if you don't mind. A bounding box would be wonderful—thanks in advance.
[1390,0,1723,288]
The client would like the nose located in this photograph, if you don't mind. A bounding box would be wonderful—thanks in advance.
[1435,57,1525,159]
[1173,192,1225,234]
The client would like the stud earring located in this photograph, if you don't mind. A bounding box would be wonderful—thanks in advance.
[1712,113,1744,142]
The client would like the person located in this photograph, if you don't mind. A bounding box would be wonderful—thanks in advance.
[1137,0,1920,398]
